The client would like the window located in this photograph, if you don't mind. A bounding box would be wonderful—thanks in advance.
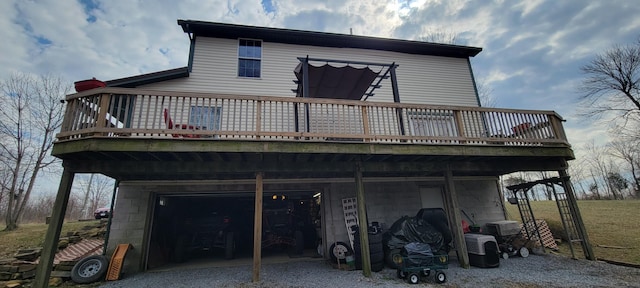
[189,106,222,131]
[238,39,262,78]
[409,112,458,142]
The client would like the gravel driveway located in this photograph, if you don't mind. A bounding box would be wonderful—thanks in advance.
[99,253,640,288]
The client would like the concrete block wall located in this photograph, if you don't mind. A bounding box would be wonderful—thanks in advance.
[455,179,506,227]
[323,178,505,249]
[105,183,151,274]
[324,181,422,248]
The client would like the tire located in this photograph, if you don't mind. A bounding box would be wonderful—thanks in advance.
[501,252,509,260]
[435,271,447,284]
[407,273,420,284]
[369,244,384,254]
[225,232,235,260]
[396,269,406,279]
[294,231,305,255]
[329,242,353,264]
[385,249,401,269]
[370,250,384,263]
[71,255,109,284]
[518,247,530,258]
[368,233,382,244]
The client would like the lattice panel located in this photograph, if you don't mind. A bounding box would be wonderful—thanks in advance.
[341,197,358,249]
[520,219,558,250]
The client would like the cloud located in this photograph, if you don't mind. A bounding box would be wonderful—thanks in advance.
[2,0,640,194]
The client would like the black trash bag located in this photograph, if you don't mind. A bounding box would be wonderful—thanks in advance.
[383,216,444,252]
[401,242,434,267]
[416,208,453,250]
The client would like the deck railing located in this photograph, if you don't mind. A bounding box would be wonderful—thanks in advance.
[56,87,569,147]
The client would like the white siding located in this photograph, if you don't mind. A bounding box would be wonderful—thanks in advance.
[142,37,479,107]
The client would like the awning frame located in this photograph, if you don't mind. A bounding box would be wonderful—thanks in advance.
[292,56,405,136]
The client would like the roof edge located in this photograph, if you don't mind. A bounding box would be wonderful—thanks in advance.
[106,67,189,88]
[177,19,482,58]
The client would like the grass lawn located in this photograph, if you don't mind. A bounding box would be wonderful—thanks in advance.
[505,200,640,264]
[0,220,100,258]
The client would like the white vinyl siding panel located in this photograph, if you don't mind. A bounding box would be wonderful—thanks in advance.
[141,37,479,107]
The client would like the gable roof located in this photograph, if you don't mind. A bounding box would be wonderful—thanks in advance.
[178,20,482,58]
[106,66,189,88]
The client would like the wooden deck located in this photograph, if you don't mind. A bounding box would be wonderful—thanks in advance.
[57,87,569,146]
[52,87,574,180]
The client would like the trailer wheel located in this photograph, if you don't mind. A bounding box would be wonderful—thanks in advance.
[70,255,109,284]
[501,252,509,260]
[435,271,447,283]
[407,273,420,284]
[329,242,353,263]
[396,269,406,279]
[518,247,530,258]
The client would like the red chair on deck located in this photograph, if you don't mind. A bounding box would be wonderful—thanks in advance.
[163,108,200,138]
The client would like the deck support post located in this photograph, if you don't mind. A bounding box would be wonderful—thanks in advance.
[558,170,595,260]
[354,162,371,277]
[443,167,469,268]
[252,172,264,282]
[33,167,75,288]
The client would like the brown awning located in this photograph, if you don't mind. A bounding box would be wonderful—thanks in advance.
[294,63,380,100]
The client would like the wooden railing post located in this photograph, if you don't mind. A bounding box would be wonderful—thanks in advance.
[361,106,371,142]
[454,110,465,143]
[549,113,568,143]
[256,100,262,140]
[94,93,111,136]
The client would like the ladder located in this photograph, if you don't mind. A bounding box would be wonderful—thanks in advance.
[512,188,545,251]
[507,173,595,260]
[550,177,593,259]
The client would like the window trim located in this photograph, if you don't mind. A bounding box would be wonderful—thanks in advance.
[237,38,262,78]
[188,105,223,132]
[408,111,459,138]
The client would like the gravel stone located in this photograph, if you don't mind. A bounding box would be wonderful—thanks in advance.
[99,254,640,288]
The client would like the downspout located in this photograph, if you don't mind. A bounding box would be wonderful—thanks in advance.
[303,56,311,134]
[103,180,120,256]
[187,34,195,72]
[389,64,405,136]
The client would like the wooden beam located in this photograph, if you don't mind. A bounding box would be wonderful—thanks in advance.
[52,138,575,160]
[62,157,571,180]
[354,162,371,277]
[558,170,596,260]
[443,167,469,268]
[252,172,264,282]
[33,168,75,288]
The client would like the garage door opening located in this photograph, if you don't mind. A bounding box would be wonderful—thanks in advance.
[146,190,322,270]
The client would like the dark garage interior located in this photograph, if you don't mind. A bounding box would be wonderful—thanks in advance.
[146,191,321,270]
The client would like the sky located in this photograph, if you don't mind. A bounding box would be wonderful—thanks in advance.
[1,0,639,194]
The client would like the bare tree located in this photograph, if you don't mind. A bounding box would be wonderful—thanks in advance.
[476,77,497,108]
[608,139,640,194]
[0,73,68,230]
[420,28,461,45]
[579,39,640,135]
[419,30,496,108]
[583,141,621,199]
[77,174,114,219]
[567,159,590,199]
